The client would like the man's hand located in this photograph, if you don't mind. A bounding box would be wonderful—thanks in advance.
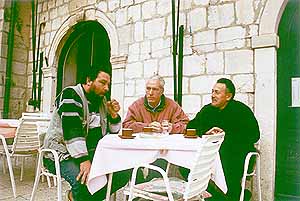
[76,160,91,184]
[205,127,224,135]
[107,99,120,118]
[149,121,162,132]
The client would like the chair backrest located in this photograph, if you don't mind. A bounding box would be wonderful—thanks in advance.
[184,133,225,200]
[11,113,50,154]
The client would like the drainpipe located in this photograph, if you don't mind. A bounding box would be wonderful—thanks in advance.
[3,0,17,118]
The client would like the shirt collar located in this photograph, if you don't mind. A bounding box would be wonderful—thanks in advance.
[144,95,166,113]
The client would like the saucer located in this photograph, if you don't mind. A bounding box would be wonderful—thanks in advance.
[184,135,198,139]
[118,135,136,139]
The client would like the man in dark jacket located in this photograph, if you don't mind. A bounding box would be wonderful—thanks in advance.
[182,78,260,201]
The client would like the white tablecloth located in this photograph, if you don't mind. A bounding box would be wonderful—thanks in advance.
[87,134,227,195]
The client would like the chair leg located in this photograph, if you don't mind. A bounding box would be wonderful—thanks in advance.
[6,154,17,198]
[30,153,43,201]
[0,135,16,198]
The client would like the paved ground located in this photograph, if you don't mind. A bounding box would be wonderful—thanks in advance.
[0,156,125,201]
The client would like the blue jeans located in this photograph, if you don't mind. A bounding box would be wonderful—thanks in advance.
[44,157,132,201]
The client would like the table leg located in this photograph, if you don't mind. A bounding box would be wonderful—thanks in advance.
[106,173,113,201]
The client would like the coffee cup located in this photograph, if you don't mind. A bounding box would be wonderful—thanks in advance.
[185,129,196,137]
[122,128,133,137]
[143,127,153,133]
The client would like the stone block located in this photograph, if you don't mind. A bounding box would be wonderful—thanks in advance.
[144,59,158,77]
[163,77,174,95]
[128,43,140,62]
[48,0,56,9]
[236,0,255,25]
[128,4,141,23]
[125,80,135,96]
[217,26,246,43]
[96,1,107,12]
[85,9,96,21]
[108,0,119,11]
[183,55,205,76]
[69,0,87,12]
[12,61,27,75]
[208,4,235,29]
[142,1,156,20]
[190,75,224,94]
[0,58,6,71]
[233,74,254,93]
[140,40,151,60]
[118,25,133,45]
[56,0,64,6]
[182,95,201,114]
[216,26,246,49]
[49,8,58,20]
[116,8,127,27]
[135,0,148,3]
[166,76,189,95]
[157,0,171,16]
[112,68,125,84]
[13,48,27,63]
[51,18,62,30]
[121,0,133,8]
[193,0,210,6]
[12,74,26,87]
[206,52,224,74]
[217,39,246,50]
[45,32,51,46]
[248,24,258,37]
[145,18,165,40]
[151,37,171,58]
[225,50,253,74]
[10,87,26,99]
[87,0,96,4]
[125,61,143,79]
[193,30,215,53]
[158,57,173,77]
[0,86,3,97]
[135,79,146,96]
[134,21,143,42]
[188,7,206,32]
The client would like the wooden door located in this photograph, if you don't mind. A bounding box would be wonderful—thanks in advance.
[276,0,300,199]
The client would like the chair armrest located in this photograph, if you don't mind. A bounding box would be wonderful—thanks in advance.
[38,148,61,178]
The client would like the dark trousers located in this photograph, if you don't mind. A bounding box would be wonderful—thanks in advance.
[44,157,131,201]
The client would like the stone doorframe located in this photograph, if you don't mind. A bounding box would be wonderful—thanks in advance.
[41,7,127,116]
[251,0,288,200]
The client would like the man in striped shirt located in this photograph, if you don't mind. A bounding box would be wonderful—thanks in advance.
[43,67,124,201]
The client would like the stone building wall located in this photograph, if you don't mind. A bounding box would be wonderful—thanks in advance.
[0,1,31,118]
[34,0,282,200]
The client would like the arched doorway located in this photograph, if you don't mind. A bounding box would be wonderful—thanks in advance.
[276,0,300,199]
[56,21,111,95]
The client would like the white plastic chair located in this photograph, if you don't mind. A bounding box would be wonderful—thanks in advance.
[127,133,225,201]
[240,152,261,201]
[0,134,17,197]
[30,148,62,201]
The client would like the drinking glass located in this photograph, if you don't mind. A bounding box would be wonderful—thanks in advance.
[161,120,169,136]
